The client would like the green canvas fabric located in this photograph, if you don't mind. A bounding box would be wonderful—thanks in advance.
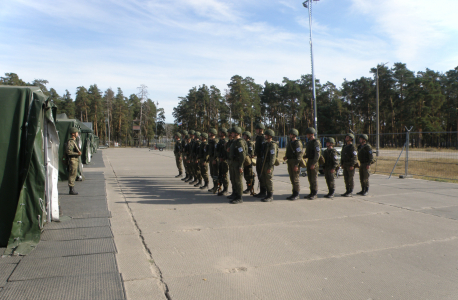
[0,86,56,255]
[77,121,93,164]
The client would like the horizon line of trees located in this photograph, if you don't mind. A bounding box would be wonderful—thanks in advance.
[0,73,167,146]
[173,63,458,141]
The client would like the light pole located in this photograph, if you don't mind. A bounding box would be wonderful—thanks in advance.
[376,62,388,157]
[303,0,320,135]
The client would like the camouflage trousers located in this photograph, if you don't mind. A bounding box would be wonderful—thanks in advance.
[68,158,78,187]
[307,164,318,191]
[175,155,183,173]
[219,159,229,188]
[256,159,265,190]
[324,168,335,190]
[343,166,355,191]
[287,160,300,192]
[210,158,219,185]
[231,165,244,196]
[261,167,274,193]
[359,164,370,188]
[200,160,208,183]
[243,165,254,190]
[193,158,201,180]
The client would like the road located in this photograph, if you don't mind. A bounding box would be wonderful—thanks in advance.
[103,148,458,300]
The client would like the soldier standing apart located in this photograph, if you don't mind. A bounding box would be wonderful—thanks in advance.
[242,131,255,195]
[217,128,229,196]
[226,129,235,198]
[303,127,321,200]
[322,138,339,198]
[259,129,276,202]
[254,123,266,198]
[357,134,374,196]
[181,130,188,181]
[228,127,247,204]
[198,133,210,189]
[340,133,357,197]
[284,128,302,200]
[174,133,183,178]
[66,127,82,195]
[191,132,202,187]
[207,128,219,192]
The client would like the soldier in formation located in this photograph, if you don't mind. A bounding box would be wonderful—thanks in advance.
[357,134,374,196]
[198,133,210,189]
[259,129,276,202]
[340,133,358,197]
[253,123,266,198]
[173,133,183,178]
[242,131,255,195]
[284,128,302,200]
[66,127,82,195]
[217,128,229,196]
[322,137,339,198]
[191,132,202,187]
[207,128,219,192]
[303,127,321,200]
[227,127,247,204]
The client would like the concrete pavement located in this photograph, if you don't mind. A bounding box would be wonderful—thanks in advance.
[105,148,458,300]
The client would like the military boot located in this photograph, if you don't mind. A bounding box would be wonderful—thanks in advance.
[303,190,312,199]
[243,186,251,194]
[194,180,202,187]
[200,181,209,189]
[261,192,273,202]
[343,189,353,197]
[207,181,214,192]
[181,173,188,181]
[306,190,317,200]
[356,188,365,195]
[254,188,266,198]
[185,176,193,182]
[69,186,78,195]
[230,194,243,204]
[227,193,236,200]
[324,189,335,199]
[189,177,198,184]
[362,187,369,196]
[217,186,228,196]
[286,191,299,201]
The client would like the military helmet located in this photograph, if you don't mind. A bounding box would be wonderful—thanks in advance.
[264,129,275,137]
[182,130,188,135]
[232,127,242,134]
[345,133,354,140]
[219,127,228,134]
[326,137,336,144]
[185,134,190,139]
[194,131,201,137]
[305,127,316,135]
[255,123,265,130]
[209,128,217,135]
[201,133,208,139]
[69,127,79,133]
[359,134,369,141]
[189,130,195,135]
[289,128,299,136]
[242,131,251,138]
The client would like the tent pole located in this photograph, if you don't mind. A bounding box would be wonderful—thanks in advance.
[44,119,51,223]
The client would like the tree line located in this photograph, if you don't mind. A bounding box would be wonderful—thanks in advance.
[0,73,166,146]
[173,64,458,139]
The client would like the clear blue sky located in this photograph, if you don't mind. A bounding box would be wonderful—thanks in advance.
[1,0,457,122]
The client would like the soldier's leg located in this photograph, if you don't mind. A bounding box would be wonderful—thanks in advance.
[68,159,78,195]
[195,161,201,180]
[256,163,264,191]
[306,165,318,199]
[262,167,274,202]
[200,162,209,188]
[218,161,229,196]
[175,156,183,176]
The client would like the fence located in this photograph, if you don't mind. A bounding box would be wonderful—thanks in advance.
[276,131,458,182]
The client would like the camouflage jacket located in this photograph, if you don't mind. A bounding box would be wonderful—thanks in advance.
[323,148,339,170]
[341,143,358,168]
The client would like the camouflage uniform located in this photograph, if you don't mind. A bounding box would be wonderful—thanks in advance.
[66,138,80,189]
[357,142,374,195]
[208,133,219,192]
[243,139,255,194]
[260,140,277,199]
[285,138,302,196]
[254,132,266,197]
[303,138,321,198]
[217,136,229,195]
[341,142,358,196]
[173,138,183,176]
[181,136,188,180]
[185,138,195,182]
[191,136,202,185]
[226,137,234,195]
[198,138,209,188]
[230,136,247,202]
[322,147,339,196]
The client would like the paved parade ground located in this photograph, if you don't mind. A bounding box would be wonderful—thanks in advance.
[105,148,458,300]
[2,147,458,300]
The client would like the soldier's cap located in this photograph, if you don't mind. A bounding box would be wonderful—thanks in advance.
[264,129,275,137]
[182,130,188,135]
[194,131,201,137]
[359,134,369,141]
[189,130,195,135]
[242,131,251,138]
[185,134,190,139]
[326,137,336,144]
[255,123,265,130]
[346,133,355,140]
[305,127,316,135]
[209,128,217,135]
[232,127,242,134]
[201,133,208,139]
[69,127,79,134]
[219,128,228,134]
[289,128,299,136]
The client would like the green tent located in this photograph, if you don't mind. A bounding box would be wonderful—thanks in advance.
[55,118,84,181]
[0,86,60,255]
[77,121,93,164]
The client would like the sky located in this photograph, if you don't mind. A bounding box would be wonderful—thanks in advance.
[1,0,457,122]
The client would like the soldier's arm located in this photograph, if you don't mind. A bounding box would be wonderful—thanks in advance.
[308,141,320,165]
[294,141,302,165]
[66,140,80,156]
[332,150,339,169]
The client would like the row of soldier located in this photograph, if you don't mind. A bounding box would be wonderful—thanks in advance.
[173,124,375,204]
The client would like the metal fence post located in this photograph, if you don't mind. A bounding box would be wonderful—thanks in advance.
[400,126,413,179]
